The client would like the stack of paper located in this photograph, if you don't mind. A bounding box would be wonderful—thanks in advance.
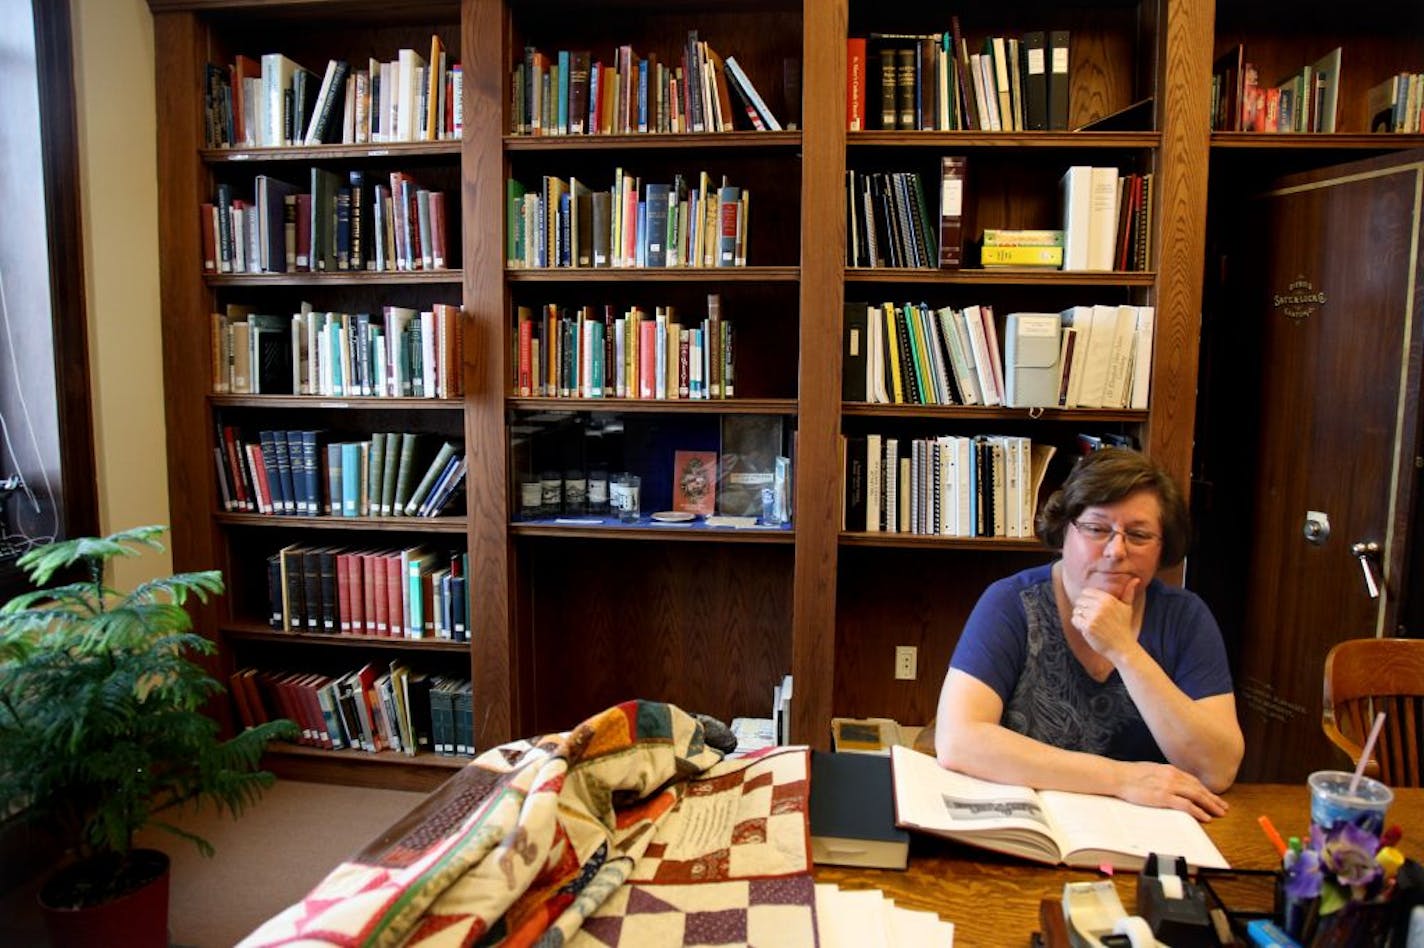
[815,885,954,947]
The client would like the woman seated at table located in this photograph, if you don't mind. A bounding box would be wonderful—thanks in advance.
[935,448,1244,821]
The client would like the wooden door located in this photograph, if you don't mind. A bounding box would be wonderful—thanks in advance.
[1236,150,1424,782]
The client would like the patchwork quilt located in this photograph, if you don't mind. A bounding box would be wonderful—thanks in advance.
[239,700,815,947]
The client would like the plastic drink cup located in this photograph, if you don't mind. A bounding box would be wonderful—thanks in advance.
[1307,770,1392,833]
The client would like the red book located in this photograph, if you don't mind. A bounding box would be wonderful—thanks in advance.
[293,192,312,270]
[229,670,256,728]
[336,553,353,634]
[361,552,379,635]
[517,306,533,396]
[847,38,867,131]
[638,317,656,399]
[371,551,390,636]
[245,442,273,514]
[386,553,404,639]
[230,54,262,146]
[678,329,690,398]
[221,424,250,510]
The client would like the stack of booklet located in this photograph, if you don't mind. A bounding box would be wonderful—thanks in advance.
[815,885,954,948]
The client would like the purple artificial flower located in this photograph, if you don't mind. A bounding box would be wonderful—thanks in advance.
[1284,846,1324,900]
[1316,822,1382,889]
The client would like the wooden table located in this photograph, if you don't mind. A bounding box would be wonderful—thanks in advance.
[814,784,1423,947]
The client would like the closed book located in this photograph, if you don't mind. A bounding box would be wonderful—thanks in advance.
[404,440,459,515]
[1086,166,1119,271]
[847,38,867,130]
[842,301,869,402]
[981,245,1063,268]
[1003,313,1063,408]
[938,156,966,269]
[810,751,909,870]
[1059,166,1092,271]
[1019,31,1048,131]
[1046,30,1070,130]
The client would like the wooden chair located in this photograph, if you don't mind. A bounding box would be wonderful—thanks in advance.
[1322,638,1424,787]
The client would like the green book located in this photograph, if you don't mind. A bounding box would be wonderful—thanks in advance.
[380,431,401,516]
[403,440,458,515]
[391,432,420,517]
[367,433,386,517]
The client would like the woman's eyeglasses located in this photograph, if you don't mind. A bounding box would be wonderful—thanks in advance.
[1072,519,1161,549]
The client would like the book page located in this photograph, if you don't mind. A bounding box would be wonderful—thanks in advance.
[1039,790,1229,871]
[890,746,1062,863]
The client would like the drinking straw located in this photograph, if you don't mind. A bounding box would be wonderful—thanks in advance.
[1349,711,1386,795]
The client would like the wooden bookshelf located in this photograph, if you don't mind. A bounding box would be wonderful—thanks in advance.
[146,0,1314,785]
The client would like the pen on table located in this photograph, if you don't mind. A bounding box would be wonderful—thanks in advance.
[1258,815,1288,858]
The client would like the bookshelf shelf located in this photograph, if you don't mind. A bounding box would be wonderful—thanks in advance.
[223,622,471,653]
[510,521,795,543]
[214,512,469,532]
[504,131,802,151]
[842,403,1148,423]
[507,397,796,415]
[844,268,1156,286]
[211,395,462,410]
[1211,133,1424,150]
[839,532,1047,551]
[505,267,799,283]
[201,140,462,164]
[266,743,467,769]
[848,131,1161,149]
[205,271,461,287]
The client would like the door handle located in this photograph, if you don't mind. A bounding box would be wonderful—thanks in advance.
[1351,541,1381,599]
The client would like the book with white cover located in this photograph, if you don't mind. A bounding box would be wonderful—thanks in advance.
[1101,304,1141,408]
[1087,166,1120,270]
[1060,166,1093,270]
[1129,306,1155,410]
[1071,304,1118,408]
[889,745,1229,871]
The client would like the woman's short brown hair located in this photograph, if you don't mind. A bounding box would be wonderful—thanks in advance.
[1036,448,1190,567]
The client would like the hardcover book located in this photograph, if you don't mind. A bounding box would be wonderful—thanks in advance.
[890,745,1228,872]
[810,751,910,870]
[938,156,966,269]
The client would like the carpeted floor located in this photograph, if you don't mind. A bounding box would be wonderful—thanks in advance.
[0,779,428,947]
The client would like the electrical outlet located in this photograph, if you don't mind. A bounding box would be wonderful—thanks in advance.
[894,645,917,680]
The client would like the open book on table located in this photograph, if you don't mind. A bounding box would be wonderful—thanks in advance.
[889,745,1229,871]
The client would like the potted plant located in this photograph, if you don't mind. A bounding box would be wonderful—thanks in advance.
[0,525,295,946]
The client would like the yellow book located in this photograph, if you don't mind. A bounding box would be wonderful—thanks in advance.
[981,245,1064,267]
[882,303,904,403]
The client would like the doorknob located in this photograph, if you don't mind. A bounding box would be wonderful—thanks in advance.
[1351,541,1381,599]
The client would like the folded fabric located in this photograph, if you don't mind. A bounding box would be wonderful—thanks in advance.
[239,700,815,947]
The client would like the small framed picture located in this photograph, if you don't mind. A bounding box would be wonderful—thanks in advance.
[672,450,717,516]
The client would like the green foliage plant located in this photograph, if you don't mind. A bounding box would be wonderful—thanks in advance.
[0,526,296,906]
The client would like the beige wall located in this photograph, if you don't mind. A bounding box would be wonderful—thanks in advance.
[72,0,171,586]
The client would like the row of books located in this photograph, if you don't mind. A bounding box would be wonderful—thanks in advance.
[203,169,449,275]
[845,168,941,269]
[205,36,460,149]
[211,304,463,400]
[507,171,748,270]
[847,27,1071,132]
[1369,72,1424,133]
[216,426,465,519]
[1211,45,1341,133]
[266,545,470,644]
[844,302,1154,411]
[515,296,734,400]
[231,664,474,757]
[511,32,781,136]
[843,433,1055,538]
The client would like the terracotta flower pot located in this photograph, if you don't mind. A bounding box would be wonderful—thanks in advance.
[38,848,170,948]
